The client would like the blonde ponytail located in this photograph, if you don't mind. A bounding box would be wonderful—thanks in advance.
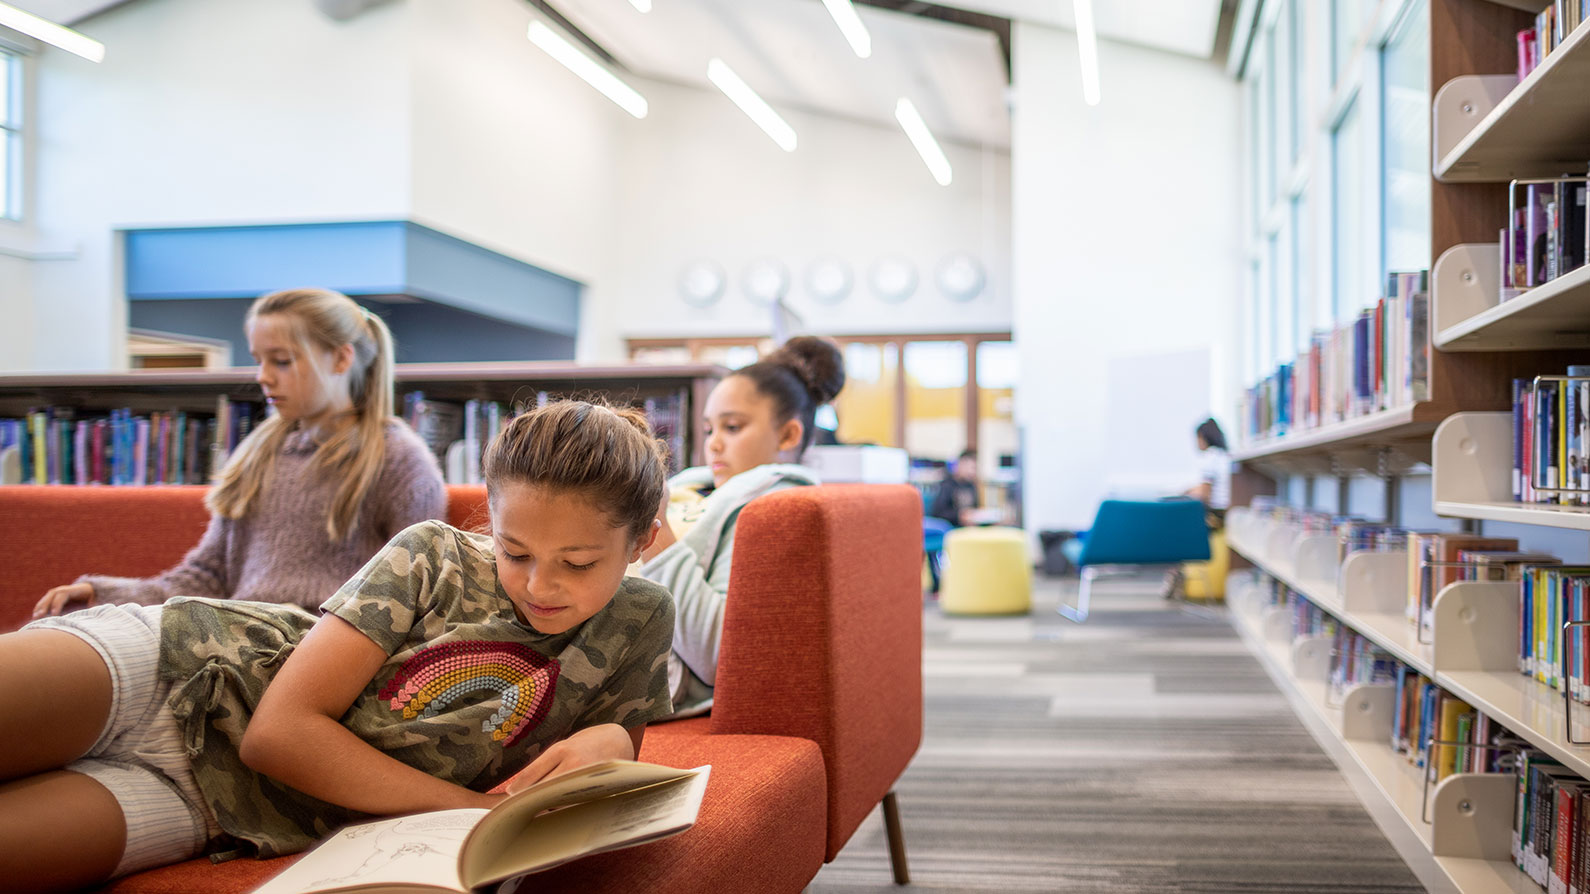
[207,288,397,542]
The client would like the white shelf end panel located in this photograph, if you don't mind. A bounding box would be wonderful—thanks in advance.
[1341,682,1396,742]
[1432,74,1519,179]
[1432,581,1519,674]
[1433,411,1590,530]
[1432,243,1503,345]
[1430,773,1515,863]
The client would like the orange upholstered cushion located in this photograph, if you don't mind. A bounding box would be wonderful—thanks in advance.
[1,485,211,633]
[527,734,826,893]
[710,484,924,860]
[446,484,489,533]
[1,485,489,633]
[103,734,825,894]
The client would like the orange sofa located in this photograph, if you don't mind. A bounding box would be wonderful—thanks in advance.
[0,483,924,894]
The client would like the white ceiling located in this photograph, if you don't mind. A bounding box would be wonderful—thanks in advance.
[937,0,1224,61]
[558,0,1013,149]
[555,0,1224,152]
[8,0,1224,153]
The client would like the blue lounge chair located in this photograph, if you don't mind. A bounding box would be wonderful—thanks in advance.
[1059,498,1211,622]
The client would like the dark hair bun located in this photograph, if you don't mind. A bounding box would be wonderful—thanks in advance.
[770,336,845,405]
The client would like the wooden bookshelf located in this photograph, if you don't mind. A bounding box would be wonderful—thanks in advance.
[0,362,727,468]
[1227,2,1590,890]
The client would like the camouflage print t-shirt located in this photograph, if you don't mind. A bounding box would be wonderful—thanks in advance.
[158,520,675,858]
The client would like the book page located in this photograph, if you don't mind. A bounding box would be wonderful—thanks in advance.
[457,761,696,884]
[249,810,488,894]
[464,767,710,888]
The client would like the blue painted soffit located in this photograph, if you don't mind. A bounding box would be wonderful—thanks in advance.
[124,221,581,336]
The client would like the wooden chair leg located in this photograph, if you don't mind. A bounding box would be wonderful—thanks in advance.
[881,789,909,885]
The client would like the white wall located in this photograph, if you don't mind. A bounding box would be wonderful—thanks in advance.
[593,75,1012,361]
[1012,22,1242,531]
[20,0,414,371]
[407,0,629,350]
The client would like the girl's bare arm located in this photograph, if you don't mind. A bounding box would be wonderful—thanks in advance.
[240,615,501,815]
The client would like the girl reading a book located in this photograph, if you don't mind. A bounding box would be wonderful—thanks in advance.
[637,335,844,715]
[32,287,445,617]
[0,400,675,890]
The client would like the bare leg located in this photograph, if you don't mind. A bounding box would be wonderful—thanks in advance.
[0,770,126,890]
[0,629,113,780]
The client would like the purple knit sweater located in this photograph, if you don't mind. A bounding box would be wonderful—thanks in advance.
[82,419,446,611]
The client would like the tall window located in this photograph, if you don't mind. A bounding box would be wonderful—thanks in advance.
[1332,97,1367,320]
[0,48,19,221]
[1381,0,1431,279]
[1332,0,1374,85]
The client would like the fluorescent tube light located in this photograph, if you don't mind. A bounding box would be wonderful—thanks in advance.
[0,2,103,63]
[527,21,647,119]
[894,98,951,186]
[629,0,651,11]
[820,0,871,59]
[706,58,797,152]
[1073,0,1100,106]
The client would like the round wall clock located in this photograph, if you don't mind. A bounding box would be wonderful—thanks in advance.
[805,258,852,305]
[677,260,726,307]
[936,254,986,302]
[742,259,791,307]
[868,257,918,303]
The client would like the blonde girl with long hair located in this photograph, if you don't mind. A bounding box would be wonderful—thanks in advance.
[32,287,446,616]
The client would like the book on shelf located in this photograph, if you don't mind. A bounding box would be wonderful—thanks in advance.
[248,760,710,894]
[402,392,465,466]
[1405,533,1518,634]
[1,402,255,487]
[1517,3,1586,80]
[1512,368,1590,506]
[404,390,693,486]
[1237,270,1427,446]
[1505,176,1590,304]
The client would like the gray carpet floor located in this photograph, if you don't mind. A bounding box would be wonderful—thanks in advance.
[807,575,1428,893]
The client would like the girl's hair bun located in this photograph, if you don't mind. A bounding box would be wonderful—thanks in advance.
[769,335,845,406]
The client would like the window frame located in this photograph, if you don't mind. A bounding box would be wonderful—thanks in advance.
[1241,0,1428,382]
[626,331,1012,452]
[0,46,21,222]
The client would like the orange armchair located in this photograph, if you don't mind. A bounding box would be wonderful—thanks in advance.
[0,482,924,893]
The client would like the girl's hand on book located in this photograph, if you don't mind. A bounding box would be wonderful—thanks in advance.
[504,724,636,794]
[33,582,95,618]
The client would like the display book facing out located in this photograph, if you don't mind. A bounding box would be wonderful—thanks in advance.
[248,761,710,894]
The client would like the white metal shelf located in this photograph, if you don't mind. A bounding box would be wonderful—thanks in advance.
[1434,19,1590,182]
[1228,586,1532,894]
[1227,517,1432,675]
[1230,509,1590,776]
[1230,404,1441,464]
[1431,411,1590,530]
[1440,670,1590,780]
[1433,244,1590,352]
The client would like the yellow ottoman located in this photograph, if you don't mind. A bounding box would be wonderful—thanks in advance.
[1181,530,1229,601]
[941,526,1032,615]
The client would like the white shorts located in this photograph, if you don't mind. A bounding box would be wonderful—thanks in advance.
[26,603,222,877]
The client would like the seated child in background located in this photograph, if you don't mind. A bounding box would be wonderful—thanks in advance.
[637,335,845,715]
[34,287,446,617]
[928,449,981,527]
[0,400,675,891]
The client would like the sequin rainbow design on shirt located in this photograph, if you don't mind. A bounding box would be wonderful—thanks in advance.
[379,641,560,746]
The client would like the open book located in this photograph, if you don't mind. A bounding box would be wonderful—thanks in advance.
[249,761,711,894]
